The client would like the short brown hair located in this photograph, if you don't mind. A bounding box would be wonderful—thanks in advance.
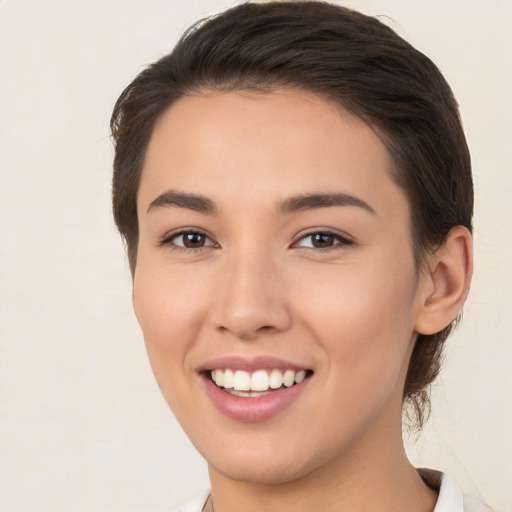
[111,1,473,426]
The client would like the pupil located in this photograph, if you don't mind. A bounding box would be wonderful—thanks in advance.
[184,233,204,248]
[313,233,334,247]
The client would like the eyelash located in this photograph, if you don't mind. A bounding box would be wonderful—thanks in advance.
[293,230,354,251]
[158,229,217,253]
[158,229,354,253]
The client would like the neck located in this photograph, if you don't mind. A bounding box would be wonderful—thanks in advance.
[207,410,437,512]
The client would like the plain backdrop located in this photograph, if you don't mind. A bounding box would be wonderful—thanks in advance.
[1,1,511,510]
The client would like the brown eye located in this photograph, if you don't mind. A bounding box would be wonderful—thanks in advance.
[166,231,216,249]
[182,232,207,248]
[295,231,353,250]
[311,233,336,248]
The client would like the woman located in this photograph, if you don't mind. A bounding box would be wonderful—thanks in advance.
[111,2,474,511]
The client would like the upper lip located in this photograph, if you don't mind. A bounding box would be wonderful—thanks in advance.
[198,354,312,373]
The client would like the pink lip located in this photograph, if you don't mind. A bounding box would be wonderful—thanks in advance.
[199,354,310,372]
[199,355,313,422]
[203,377,310,422]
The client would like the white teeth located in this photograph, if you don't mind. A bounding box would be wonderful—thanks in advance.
[233,370,251,391]
[269,369,283,389]
[283,370,295,387]
[251,370,269,391]
[210,368,309,392]
[223,369,234,389]
[294,370,306,384]
[229,389,268,398]
[212,369,224,387]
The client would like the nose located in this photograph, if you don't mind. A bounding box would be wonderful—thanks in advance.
[212,249,292,341]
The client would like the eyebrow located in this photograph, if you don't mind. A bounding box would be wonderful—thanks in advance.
[147,189,219,215]
[277,192,376,216]
[147,189,375,216]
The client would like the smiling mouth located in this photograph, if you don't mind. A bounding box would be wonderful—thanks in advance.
[208,368,314,397]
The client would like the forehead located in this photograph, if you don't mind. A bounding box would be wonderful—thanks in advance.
[139,89,408,223]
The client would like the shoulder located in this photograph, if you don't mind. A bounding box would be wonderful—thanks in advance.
[172,489,210,512]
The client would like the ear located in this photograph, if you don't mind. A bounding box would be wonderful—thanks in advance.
[414,226,473,335]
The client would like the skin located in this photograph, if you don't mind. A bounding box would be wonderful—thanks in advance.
[133,89,471,512]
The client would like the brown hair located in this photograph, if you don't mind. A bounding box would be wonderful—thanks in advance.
[111,0,473,426]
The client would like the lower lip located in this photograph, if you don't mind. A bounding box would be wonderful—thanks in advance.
[202,375,310,422]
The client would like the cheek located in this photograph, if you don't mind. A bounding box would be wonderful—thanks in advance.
[295,253,418,389]
[284,259,419,452]
[132,260,213,389]
[132,264,217,433]
[134,256,210,336]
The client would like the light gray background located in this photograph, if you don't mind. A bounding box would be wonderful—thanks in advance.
[1,1,511,510]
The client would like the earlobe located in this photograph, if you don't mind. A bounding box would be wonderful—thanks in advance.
[415,226,473,335]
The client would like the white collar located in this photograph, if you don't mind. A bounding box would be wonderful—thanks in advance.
[433,473,464,512]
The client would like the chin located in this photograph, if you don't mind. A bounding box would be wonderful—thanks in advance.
[212,456,312,485]
[203,435,336,486]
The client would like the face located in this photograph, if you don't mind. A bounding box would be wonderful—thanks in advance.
[133,89,427,485]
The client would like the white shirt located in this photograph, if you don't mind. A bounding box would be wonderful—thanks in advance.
[173,473,465,512]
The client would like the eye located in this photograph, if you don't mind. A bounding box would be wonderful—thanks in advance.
[160,230,216,250]
[294,231,353,250]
